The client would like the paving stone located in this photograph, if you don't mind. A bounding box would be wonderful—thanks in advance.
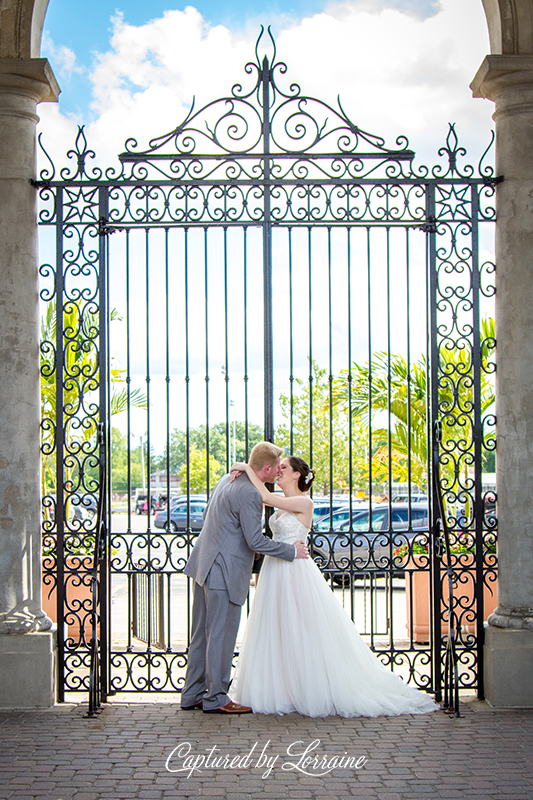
[1,701,533,800]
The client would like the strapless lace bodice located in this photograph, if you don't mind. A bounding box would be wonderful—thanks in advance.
[269,511,308,544]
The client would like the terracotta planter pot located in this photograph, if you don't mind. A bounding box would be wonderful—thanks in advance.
[405,553,498,643]
[41,555,99,640]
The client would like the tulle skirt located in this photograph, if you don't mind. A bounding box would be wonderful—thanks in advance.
[230,554,438,718]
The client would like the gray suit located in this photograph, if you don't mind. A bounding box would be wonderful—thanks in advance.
[181,472,295,710]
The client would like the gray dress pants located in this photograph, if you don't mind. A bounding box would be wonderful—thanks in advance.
[181,563,242,710]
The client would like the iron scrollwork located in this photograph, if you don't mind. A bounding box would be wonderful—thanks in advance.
[37,27,497,699]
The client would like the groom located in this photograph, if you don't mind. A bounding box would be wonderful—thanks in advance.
[181,442,309,714]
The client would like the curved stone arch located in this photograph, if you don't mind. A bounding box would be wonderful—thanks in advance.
[2,1,532,61]
[0,1,531,83]
[482,0,533,54]
[0,0,49,59]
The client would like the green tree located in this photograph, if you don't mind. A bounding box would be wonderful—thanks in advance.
[179,447,222,493]
[109,428,143,493]
[333,352,429,487]
[332,318,496,493]
[40,300,147,499]
[275,361,368,495]
[155,421,264,474]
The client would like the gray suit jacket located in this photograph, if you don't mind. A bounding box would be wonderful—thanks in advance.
[184,473,295,605]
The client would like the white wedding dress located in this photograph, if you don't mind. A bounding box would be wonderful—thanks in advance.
[230,510,439,717]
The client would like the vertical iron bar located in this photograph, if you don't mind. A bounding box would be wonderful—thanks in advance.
[403,225,413,671]
[144,226,151,520]
[288,227,294,455]
[386,226,392,518]
[125,230,132,534]
[308,227,313,471]
[366,227,373,527]
[385,226,393,648]
[55,187,65,702]
[99,188,109,701]
[406,227,412,526]
[125,230,133,658]
[184,227,190,527]
[224,226,230,469]
[165,228,171,523]
[427,185,442,702]
[327,227,333,505]
[347,226,355,619]
[127,572,133,652]
[144,226,152,689]
[243,227,250,457]
[166,572,171,653]
[164,227,172,659]
[471,186,484,699]
[262,56,274,443]
[204,227,210,497]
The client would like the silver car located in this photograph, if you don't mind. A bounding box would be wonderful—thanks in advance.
[310,503,429,582]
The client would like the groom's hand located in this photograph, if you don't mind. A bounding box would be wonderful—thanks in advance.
[294,540,309,559]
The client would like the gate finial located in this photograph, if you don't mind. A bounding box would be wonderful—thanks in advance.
[255,24,276,68]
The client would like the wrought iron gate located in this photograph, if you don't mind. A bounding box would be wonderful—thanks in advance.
[38,29,497,703]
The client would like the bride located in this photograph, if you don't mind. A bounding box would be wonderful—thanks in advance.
[228,455,438,718]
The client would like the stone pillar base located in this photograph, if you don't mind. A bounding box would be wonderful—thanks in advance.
[484,626,533,708]
[0,630,56,708]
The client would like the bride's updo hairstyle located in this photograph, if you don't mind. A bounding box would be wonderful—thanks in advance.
[288,456,315,492]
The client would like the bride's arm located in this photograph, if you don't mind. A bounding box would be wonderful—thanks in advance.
[230,462,312,514]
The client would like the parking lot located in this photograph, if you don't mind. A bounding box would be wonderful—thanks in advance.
[108,511,414,655]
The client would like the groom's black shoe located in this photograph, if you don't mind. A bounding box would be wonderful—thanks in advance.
[180,701,203,710]
[203,701,252,714]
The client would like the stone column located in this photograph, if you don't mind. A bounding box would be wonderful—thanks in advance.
[471,55,533,707]
[0,58,59,707]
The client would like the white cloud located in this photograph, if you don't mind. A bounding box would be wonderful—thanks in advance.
[269,0,493,161]
[38,0,494,172]
[41,31,84,80]
[35,0,496,440]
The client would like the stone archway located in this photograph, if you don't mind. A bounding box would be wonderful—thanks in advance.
[471,0,533,707]
[1,0,533,708]
[0,0,48,57]
[0,0,58,708]
[481,0,533,54]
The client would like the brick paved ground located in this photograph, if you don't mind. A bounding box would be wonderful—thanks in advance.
[1,698,532,800]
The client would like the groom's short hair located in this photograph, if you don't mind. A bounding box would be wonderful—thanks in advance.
[249,442,283,472]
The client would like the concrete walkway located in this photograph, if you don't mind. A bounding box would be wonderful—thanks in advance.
[1,698,532,800]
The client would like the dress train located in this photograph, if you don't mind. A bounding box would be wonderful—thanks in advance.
[230,510,439,718]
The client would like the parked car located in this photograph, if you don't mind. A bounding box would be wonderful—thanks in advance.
[312,500,363,527]
[392,494,428,504]
[42,493,98,524]
[154,499,208,531]
[167,494,207,508]
[310,503,429,583]
[69,493,98,521]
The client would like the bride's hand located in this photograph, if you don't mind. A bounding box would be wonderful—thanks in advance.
[230,462,248,482]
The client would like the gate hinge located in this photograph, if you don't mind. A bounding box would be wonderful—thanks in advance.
[418,215,438,234]
[482,174,504,187]
[98,217,124,237]
[97,523,107,561]
[30,178,51,189]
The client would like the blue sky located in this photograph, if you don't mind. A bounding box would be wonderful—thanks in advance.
[44,0,439,51]
[42,0,441,119]
[43,0,327,115]
[37,0,495,440]
[39,0,493,440]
